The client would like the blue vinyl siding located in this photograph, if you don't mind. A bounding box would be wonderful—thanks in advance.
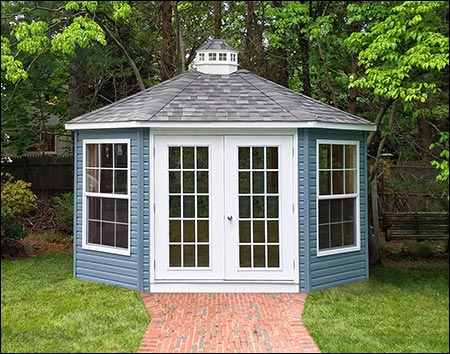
[299,128,369,292]
[74,129,150,291]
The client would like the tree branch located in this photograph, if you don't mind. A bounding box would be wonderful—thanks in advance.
[367,98,395,148]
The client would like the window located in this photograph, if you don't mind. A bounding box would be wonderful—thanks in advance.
[231,53,236,62]
[83,140,130,255]
[198,53,205,61]
[208,52,217,61]
[218,53,227,61]
[317,141,359,256]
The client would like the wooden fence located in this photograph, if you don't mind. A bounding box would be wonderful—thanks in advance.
[3,155,73,197]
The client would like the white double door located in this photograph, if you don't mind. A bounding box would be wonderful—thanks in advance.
[154,135,296,282]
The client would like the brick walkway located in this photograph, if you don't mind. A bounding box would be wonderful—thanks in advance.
[138,293,320,353]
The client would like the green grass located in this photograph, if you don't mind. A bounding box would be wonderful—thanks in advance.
[1,252,149,353]
[303,262,449,353]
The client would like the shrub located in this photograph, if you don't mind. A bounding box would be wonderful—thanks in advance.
[52,192,73,235]
[1,173,37,257]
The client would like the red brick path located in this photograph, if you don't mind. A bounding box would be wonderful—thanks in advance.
[138,293,320,353]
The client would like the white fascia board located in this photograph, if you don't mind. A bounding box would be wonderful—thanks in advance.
[65,120,377,132]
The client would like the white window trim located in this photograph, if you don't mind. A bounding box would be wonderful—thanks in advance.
[316,139,361,257]
[82,139,131,256]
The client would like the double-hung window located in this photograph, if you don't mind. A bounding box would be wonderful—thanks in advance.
[317,141,360,256]
[83,140,130,255]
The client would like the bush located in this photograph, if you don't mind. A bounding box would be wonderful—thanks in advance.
[52,192,73,235]
[1,173,37,257]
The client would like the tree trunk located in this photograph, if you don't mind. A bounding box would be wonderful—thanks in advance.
[297,1,311,96]
[172,1,185,73]
[369,169,383,265]
[244,0,256,72]
[367,99,394,149]
[348,53,358,115]
[160,1,176,81]
[214,1,222,38]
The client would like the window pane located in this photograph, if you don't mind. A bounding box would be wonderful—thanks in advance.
[197,147,208,169]
[267,221,279,243]
[183,245,195,267]
[319,145,331,169]
[239,172,250,194]
[343,222,355,246]
[197,221,209,242]
[319,225,330,250]
[345,170,355,194]
[88,221,101,244]
[197,245,209,267]
[101,144,113,168]
[253,221,265,243]
[116,199,128,223]
[239,245,251,267]
[183,147,194,169]
[169,220,181,242]
[331,223,343,248]
[169,147,181,169]
[88,197,101,220]
[253,196,264,218]
[197,196,208,218]
[102,198,115,222]
[170,245,181,267]
[102,222,115,246]
[183,220,195,242]
[330,199,342,223]
[345,145,356,168]
[332,171,344,194]
[252,147,264,169]
[116,224,128,248]
[267,196,278,218]
[253,245,265,267]
[266,147,278,169]
[239,196,250,218]
[267,172,278,194]
[86,169,99,193]
[252,171,264,194]
[318,200,328,224]
[332,145,344,169]
[100,169,113,193]
[239,221,251,243]
[169,196,181,217]
[319,171,331,195]
[87,144,99,167]
[268,246,279,267]
[183,196,195,218]
[343,199,355,222]
[197,172,208,193]
[239,147,250,169]
[169,171,181,193]
[183,171,194,193]
[114,144,127,168]
[114,170,127,194]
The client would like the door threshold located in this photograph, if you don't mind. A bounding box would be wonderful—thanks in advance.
[150,282,300,293]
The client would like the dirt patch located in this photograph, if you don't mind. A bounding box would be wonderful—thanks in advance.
[19,233,72,256]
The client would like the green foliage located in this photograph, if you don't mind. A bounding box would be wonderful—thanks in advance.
[1,37,28,83]
[1,174,37,220]
[14,20,49,54]
[345,1,449,102]
[52,192,74,234]
[430,132,449,190]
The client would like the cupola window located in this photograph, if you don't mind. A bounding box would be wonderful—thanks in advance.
[219,53,227,61]
[208,53,217,61]
[198,53,205,61]
[231,53,236,62]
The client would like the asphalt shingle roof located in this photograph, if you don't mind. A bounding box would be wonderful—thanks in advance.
[197,38,237,51]
[68,69,373,126]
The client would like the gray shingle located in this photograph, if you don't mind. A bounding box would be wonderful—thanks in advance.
[68,69,373,126]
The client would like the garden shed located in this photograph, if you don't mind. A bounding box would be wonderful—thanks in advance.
[65,39,376,293]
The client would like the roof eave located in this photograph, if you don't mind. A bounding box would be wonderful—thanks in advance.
[65,120,377,132]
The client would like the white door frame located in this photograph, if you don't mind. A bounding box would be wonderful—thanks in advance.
[149,129,299,292]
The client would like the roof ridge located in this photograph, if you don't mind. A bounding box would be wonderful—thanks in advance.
[149,71,202,120]
[235,71,299,121]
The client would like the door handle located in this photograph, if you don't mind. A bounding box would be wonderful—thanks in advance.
[227,215,233,221]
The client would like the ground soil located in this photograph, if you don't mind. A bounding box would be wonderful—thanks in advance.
[19,233,72,256]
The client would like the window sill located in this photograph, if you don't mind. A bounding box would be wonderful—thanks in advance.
[82,243,130,256]
[316,245,360,257]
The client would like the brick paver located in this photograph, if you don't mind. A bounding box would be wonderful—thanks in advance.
[138,293,320,353]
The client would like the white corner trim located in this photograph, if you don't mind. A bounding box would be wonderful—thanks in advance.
[66,121,377,132]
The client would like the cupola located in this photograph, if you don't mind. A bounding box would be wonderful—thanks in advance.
[195,38,238,75]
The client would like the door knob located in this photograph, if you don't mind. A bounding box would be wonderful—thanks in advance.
[227,215,233,221]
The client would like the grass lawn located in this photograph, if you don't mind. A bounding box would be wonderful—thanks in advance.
[303,260,449,353]
[1,251,149,353]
